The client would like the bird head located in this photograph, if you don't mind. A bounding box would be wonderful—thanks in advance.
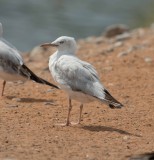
[41,36,77,54]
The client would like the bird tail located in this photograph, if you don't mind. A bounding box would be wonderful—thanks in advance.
[21,64,59,89]
[101,89,123,109]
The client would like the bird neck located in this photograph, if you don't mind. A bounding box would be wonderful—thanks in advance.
[56,49,76,57]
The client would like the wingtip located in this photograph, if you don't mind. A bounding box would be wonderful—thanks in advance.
[109,103,124,109]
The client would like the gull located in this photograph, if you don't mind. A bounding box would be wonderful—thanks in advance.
[41,36,123,126]
[0,23,58,96]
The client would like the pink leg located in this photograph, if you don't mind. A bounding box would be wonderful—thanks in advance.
[1,81,6,96]
[70,103,83,125]
[56,100,83,126]
[78,104,83,124]
[66,98,72,126]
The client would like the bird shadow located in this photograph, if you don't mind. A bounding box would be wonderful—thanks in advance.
[6,96,54,103]
[126,152,154,160]
[81,125,141,137]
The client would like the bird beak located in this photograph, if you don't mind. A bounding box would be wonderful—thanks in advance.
[40,42,58,47]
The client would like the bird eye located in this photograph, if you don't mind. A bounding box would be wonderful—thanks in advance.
[60,41,64,44]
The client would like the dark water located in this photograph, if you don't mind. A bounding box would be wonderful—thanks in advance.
[0,0,154,51]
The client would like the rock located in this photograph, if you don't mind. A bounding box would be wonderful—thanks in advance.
[118,51,129,57]
[103,41,123,55]
[86,154,96,160]
[104,46,114,54]
[150,22,154,29]
[136,28,145,37]
[123,136,129,140]
[84,36,96,43]
[12,98,21,102]
[46,89,54,92]
[29,46,55,61]
[131,28,145,39]
[115,32,131,41]
[113,41,123,48]
[144,57,153,63]
[94,37,105,44]
[107,46,114,52]
[16,81,24,84]
[104,24,129,38]
[7,104,18,108]
[2,158,17,160]
[44,102,54,106]
[108,83,114,86]
[118,45,144,57]
[103,66,113,72]
[29,46,45,61]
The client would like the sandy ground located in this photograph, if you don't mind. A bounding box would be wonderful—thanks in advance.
[0,28,154,160]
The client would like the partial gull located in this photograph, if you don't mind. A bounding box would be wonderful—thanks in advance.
[0,23,58,96]
[41,36,123,126]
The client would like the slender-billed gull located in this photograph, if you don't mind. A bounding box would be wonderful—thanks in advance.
[0,23,58,96]
[41,36,123,126]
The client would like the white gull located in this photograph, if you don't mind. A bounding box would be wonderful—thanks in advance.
[0,23,58,96]
[41,36,123,126]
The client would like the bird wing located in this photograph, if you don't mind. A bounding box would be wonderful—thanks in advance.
[0,38,23,64]
[53,55,123,108]
[0,39,59,89]
[0,39,31,77]
[53,55,104,98]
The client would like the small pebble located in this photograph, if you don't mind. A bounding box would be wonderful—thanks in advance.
[102,46,114,54]
[8,105,18,108]
[12,98,21,102]
[86,154,96,160]
[106,46,114,53]
[123,136,129,140]
[17,81,24,84]
[44,102,54,105]
[103,66,113,71]
[115,32,131,41]
[46,89,53,92]
[113,41,123,48]
[108,83,114,86]
[118,51,129,57]
[3,158,17,160]
[144,57,153,63]
[94,37,104,44]
[84,36,95,43]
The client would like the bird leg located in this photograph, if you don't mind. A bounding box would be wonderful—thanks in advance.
[70,103,83,125]
[78,104,83,124]
[56,100,83,126]
[55,98,72,126]
[1,80,6,96]
[66,98,72,126]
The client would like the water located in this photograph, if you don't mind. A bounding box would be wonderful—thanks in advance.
[0,0,154,51]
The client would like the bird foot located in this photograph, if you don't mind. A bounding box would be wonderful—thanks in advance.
[70,121,81,125]
[55,121,81,126]
[0,95,6,99]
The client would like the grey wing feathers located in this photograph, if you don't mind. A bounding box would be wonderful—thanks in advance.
[55,57,102,94]
[0,40,24,75]
[81,61,99,81]
[0,39,23,65]
[56,56,123,108]
[72,61,124,109]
